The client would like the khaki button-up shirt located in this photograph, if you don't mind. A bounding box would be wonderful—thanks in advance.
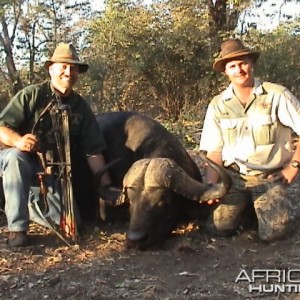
[200,79,300,175]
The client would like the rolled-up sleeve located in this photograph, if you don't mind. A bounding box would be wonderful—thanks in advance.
[199,101,224,152]
[78,104,107,156]
[277,88,300,136]
[0,88,31,129]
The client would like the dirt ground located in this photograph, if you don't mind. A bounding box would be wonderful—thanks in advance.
[2,153,300,300]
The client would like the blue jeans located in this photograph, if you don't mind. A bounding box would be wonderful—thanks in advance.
[0,148,33,231]
[0,148,62,232]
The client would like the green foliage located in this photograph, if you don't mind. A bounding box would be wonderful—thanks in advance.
[88,0,216,119]
[247,24,300,98]
[0,0,299,139]
[0,0,94,98]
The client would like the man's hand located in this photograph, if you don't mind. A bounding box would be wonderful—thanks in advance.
[99,184,122,206]
[0,127,38,152]
[15,133,38,152]
[267,164,298,185]
[206,198,220,206]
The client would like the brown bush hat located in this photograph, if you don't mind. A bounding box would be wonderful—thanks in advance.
[213,39,260,72]
[44,43,89,73]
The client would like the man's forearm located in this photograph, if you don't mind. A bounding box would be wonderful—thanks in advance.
[87,154,111,186]
[0,126,21,147]
[291,136,300,163]
[205,151,223,184]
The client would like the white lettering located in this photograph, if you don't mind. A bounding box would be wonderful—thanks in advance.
[249,284,300,293]
[252,270,267,281]
[265,269,281,283]
[272,284,285,293]
[235,269,251,283]
[285,284,300,292]
[237,269,300,294]
[287,270,300,283]
[249,284,262,293]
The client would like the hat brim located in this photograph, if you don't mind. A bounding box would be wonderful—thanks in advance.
[44,59,89,73]
[213,51,260,72]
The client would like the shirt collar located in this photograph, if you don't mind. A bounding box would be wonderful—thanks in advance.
[50,81,75,103]
[222,78,264,100]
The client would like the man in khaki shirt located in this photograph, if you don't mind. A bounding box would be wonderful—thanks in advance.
[200,38,300,242]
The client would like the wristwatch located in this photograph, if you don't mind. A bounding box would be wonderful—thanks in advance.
[290,160,300,169]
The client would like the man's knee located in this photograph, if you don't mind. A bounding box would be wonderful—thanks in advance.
[6,148,29,163]
[205,191,253,236]
[4,149,32,175]
[258,223,292,242]
[255,186,292,242]
[257,208,292,242]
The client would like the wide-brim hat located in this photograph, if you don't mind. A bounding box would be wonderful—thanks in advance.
[213,39,260,72]
[44,43,89,73]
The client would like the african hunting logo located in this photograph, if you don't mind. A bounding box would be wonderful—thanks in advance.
[235,269,300,293]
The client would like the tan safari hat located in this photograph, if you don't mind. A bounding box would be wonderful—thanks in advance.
[44,43,89,73]
[213,39,260,72]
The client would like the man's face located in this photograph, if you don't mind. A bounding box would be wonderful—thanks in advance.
[49,62,79,95]
[224,56,254,87]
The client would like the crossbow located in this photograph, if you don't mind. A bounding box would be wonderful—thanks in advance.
[32,95,78,246]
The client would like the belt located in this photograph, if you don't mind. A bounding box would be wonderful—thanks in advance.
[0,143,10,150]
[227,163,240,172]
[227,163,283,179]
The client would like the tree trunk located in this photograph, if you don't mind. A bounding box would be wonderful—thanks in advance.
[0,17,23,95]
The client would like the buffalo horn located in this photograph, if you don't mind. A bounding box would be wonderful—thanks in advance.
[144,156,231,203]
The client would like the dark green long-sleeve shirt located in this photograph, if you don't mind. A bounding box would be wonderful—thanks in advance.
[0,81,107,157]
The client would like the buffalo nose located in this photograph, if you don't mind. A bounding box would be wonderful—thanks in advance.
[126,231,149,249]
[126,230,147,242]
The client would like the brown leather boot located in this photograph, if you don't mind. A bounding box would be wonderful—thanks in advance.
[7,231,29,247]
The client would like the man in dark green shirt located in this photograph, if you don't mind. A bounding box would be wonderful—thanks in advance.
[0,43,114,247]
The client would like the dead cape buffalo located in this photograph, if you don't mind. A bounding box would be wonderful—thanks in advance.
[0,111,231,249]
[73,111,231,250]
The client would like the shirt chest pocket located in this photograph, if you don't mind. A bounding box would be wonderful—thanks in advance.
[220,119,238,145]
[69,113,82,138]
[253,115,276,145]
